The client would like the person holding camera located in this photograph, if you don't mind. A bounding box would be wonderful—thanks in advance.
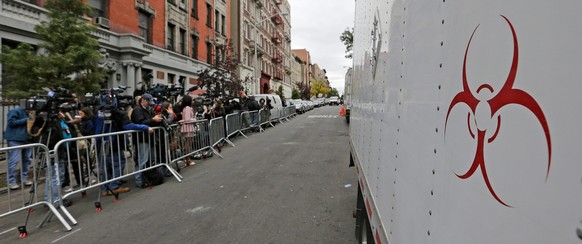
[131,93,164,187]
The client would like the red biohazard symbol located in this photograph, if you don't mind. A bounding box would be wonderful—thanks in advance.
[445,16,552,207]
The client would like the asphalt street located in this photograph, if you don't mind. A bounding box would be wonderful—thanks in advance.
[0,105,356,244]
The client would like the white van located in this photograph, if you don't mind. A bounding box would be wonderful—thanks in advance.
[251,94,283,120]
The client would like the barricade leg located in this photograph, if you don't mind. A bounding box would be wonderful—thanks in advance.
[224,137,236,147]
[37,203,73,231]
[210,147,224,158]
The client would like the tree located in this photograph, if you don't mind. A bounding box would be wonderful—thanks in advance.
[294,81,311,100]
[197,40,248,98]
[275,85,284,98]
[328,88,340,98]
[0,0,106,98]
[310,79,331,97]
[339,27,353,59]
[291,88,301,99]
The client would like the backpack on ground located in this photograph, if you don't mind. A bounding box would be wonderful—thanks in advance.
[141,168,164,187]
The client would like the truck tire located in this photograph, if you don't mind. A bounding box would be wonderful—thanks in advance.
[355,183,375,244]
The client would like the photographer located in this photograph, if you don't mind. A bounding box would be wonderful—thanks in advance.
[213,98,226,118]
[247,96,260,127]
[158,101,176,125]
[131,93,165,187]
[33,112,73,207]
[4,103,32,190]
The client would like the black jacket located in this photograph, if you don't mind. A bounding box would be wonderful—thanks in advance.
[131,106,159,127]
[247,100,260,111]
[130,105,160,144]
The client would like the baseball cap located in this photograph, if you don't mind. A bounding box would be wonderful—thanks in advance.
[141,93,155,105]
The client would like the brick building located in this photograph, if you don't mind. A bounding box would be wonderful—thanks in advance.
[0,0,234,96]
[230,0,292,97]
[291,48,311,87]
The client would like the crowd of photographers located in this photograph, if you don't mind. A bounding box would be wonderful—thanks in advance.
[4,86,277,207]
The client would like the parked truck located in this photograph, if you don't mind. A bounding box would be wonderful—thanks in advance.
[349,1,582,243]
[344,68,353,123]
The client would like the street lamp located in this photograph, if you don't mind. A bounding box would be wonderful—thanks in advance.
[251,11,288,94]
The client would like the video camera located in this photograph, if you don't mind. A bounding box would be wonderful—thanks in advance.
[84,85,132,110]
[147,84,183,103]
[25,87,77,116]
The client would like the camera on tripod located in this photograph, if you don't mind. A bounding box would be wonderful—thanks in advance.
[25,87,77,116]
[84,85,131,110]
[146,84,183,103]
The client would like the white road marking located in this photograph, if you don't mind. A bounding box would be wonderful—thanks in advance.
[0,227,16,236]
[51,228,82,243]
[308,115,339,119]
[186,206,212,215]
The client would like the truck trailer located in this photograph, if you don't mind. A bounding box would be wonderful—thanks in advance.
[349,1,582,243]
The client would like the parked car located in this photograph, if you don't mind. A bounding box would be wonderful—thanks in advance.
[290,99,305,113]
[328,96,339,105]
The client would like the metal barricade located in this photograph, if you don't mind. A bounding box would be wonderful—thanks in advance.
[270,107,280,122]
[285,107,293,120]
[0,143,73,235]
[167,120,212,167]
[280,107,291,122]
[240,110,259,132]
[258,110,273,132]
[53,127,181,222]
[225,113,247,146]
[290,106,297,116]
[208,117,225,158]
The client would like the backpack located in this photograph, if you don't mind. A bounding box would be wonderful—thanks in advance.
[141,168,164,187]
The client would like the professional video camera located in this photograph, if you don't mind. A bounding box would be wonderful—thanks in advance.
[146,84,183,103]
[25,87,77,116]
[84,85,132,110]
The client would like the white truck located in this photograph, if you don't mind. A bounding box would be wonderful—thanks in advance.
[344,68,353,123]
[349,1,582,243]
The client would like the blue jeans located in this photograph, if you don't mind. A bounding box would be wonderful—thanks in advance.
[251,113,259,126]
[7,140,32,184]
[44,160,65,204]
[98,149,126,191]
[134,143,150,185]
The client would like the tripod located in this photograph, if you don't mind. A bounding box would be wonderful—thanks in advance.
[21,117,75,237]
[93,111,124,209]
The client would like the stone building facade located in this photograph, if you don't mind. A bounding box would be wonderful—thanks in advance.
[0,0,235,97]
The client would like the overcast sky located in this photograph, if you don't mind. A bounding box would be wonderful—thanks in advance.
[288,0,354,95]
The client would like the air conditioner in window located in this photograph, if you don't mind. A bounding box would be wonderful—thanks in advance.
[95,17,110,29]
[179,2,186,9]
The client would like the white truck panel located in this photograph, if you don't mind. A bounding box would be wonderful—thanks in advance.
[351,0,582,243]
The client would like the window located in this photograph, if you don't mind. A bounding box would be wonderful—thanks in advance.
[192,35,199,59]
[138,12,152,44]
[243,21,248,40]
[206,42,213,64]
[168,73,176,84]
[221,15,226,35]
[88,0,107,18]
[192,0,198,18]
[22,0,38,5]
[179,29,186,55]
[206,4,212,27]
[215,10,219,31]
[243,49,248,66]
[167,23,175,51]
